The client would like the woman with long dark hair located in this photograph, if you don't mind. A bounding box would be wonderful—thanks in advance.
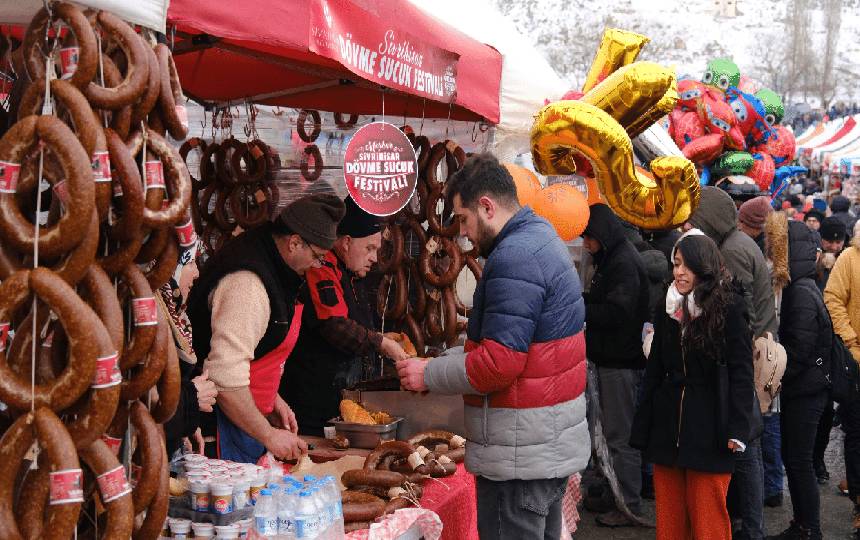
[631,232,755,540]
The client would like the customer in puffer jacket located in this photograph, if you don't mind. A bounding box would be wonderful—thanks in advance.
[396,154,588,540]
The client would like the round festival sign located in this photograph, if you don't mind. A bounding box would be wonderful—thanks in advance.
[343,122,418,216]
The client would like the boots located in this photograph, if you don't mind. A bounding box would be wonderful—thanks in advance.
[765,521,821,540]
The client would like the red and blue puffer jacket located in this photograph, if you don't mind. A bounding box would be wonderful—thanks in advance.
[424,207,589,480]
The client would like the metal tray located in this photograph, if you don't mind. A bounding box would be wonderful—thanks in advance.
[327,416,403,449]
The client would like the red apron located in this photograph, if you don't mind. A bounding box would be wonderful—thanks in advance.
[248,303,304,414]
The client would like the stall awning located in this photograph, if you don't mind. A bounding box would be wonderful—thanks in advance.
[167,0,502,123]
[0,0,168,33]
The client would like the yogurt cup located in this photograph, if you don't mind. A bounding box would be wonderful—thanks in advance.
[233,480,251,510]
[191,522,214,539]
[169,518,191,539]
[189,478,211,513]
[235,518,253,539]
[248,473,267,505]
[209,481,234,515]
[214,523,239,539]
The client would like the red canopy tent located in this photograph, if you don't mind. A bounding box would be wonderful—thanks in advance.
[167,0,503,123]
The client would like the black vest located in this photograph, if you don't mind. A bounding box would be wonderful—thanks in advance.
[187,223,305,363]
[279,255,376,435]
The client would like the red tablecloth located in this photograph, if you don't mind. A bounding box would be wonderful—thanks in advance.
[419,463,478,540]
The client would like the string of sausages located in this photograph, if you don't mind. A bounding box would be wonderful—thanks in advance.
[376,131,482,356]
[181,135,280,263]
[338,430,464,532]
[0,3,192,538]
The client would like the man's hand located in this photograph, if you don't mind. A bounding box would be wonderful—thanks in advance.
[273,395,299,434]
[192,428,205,454]
[192,369,217,412]
[380,336,410,362]
[263,428,308,461]
[396,358,429,392]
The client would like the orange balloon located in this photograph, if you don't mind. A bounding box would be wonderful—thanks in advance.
[503,163,542,207]
[584,177,605,206]
[531,184,591,241]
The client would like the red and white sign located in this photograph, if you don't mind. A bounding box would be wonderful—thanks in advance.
[92,352,122,388]
[309,0,458,104]
[0,161,21,193]
[59,47,79,80]
[92,151,112,183]
[102,435,122,456]
[49,469,84,505]
[132,297,158,327]
[97,465,132,503]
[145,160,165,191]
[174,218,196,247]
[0,322,8,352]
[343,122,417,216]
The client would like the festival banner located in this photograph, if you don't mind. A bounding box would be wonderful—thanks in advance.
[309,0,458,103]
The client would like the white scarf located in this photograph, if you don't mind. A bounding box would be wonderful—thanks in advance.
[665,282,702,323]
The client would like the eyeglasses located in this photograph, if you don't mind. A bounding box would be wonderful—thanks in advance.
[301,238,329,262]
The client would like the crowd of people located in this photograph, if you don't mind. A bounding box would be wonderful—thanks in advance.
[790,102,860,133]
[146,150,860,540]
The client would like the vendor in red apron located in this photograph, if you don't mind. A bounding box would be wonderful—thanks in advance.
[280,197,411,436]
[186,195,346,463]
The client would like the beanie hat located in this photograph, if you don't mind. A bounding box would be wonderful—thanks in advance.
[820,216,847,242]
[830,195,851,213]
[738,196,772,230]
[804,209,825,224]
[337,196,381,238]
[275,194,346,249]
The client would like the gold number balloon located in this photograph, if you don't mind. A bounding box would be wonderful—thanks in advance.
[582,29,650,93]
[530,100,700,230]
[582,62,678,139]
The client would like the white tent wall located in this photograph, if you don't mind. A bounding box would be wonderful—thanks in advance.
[0,0,168,33]
[408,0,568,162]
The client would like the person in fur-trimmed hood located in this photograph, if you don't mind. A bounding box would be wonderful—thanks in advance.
[764,212,832,540]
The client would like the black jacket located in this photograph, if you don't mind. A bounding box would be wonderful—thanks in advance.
[584,204,649,369]
[164,356,204,456]
[630,292,755,474]
[779,221,832,399]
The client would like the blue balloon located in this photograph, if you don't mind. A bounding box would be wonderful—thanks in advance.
[773,165,807,183]
[700,165,711,186]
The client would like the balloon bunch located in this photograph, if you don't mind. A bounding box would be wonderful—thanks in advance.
[668,58,804,196]
[530,29,700,230]
[375,132,481,356]
[0,3,193,538]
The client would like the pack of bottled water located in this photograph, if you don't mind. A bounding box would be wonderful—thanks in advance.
[253,474,344,539]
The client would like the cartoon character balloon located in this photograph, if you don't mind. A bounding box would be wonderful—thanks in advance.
[702,58,741,92]
[754,88,785,127]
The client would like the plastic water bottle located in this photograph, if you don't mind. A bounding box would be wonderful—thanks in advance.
[321,476,344,539]
[276,486,296,540]
[254,489,278,537]
[310,487,330,540]
[302,475,317,487]
[294,490,321,539]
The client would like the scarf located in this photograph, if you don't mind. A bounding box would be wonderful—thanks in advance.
[665,282,702,323]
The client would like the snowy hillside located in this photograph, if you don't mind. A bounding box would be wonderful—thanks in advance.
[491,0,860,105]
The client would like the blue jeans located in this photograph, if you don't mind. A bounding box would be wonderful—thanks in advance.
[476,476,568,540]
[728,437,764,540]
[762,414,784,498]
